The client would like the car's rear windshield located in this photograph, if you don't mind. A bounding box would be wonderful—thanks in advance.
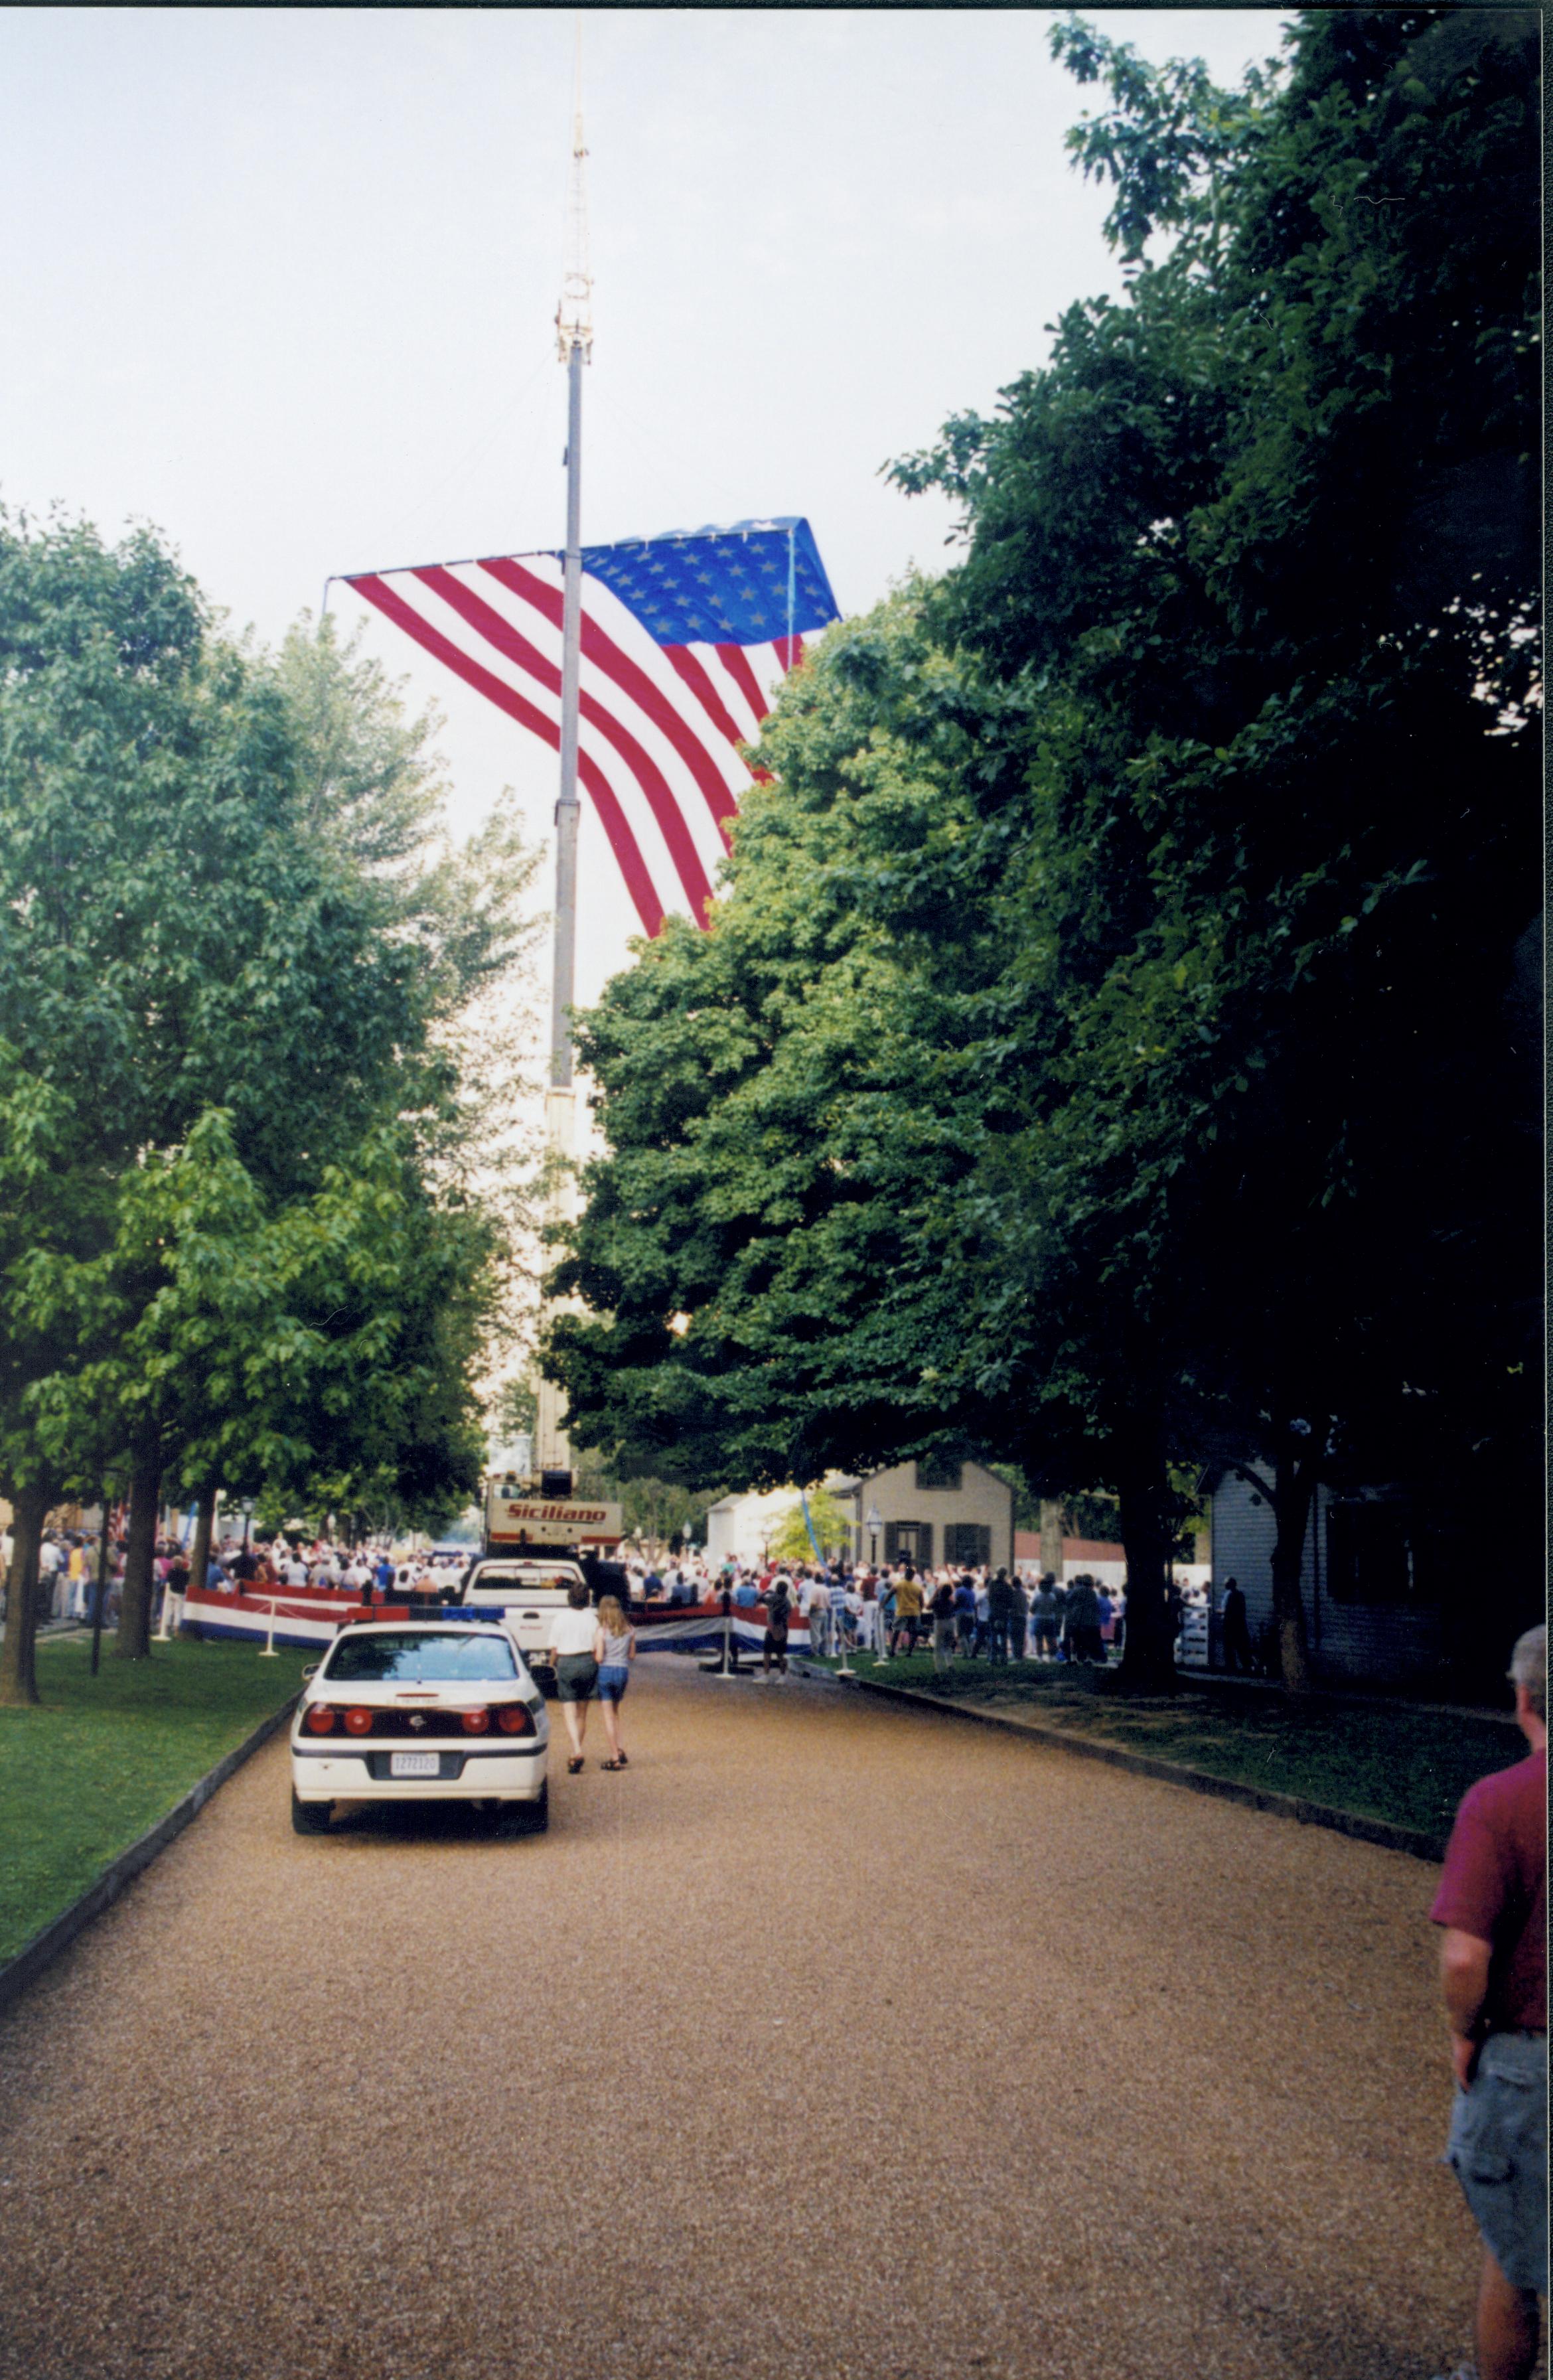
[324,1633,518,1682]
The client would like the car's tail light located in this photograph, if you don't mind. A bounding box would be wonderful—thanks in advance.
[344,1707,374,1736]
[461,1708,491,1735]
[305,1705,336,1735]
[495,1703,536,1736]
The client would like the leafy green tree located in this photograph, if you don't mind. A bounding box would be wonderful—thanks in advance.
[887,7,1540,1686]
[548,590,1189,1682]
[546,594,1015,1479]
[549,9,1538,1698]
[492,1376,539,1444]
[0,520,538,1688]
[769,1488,850,1568]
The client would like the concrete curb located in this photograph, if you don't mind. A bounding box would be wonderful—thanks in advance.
[0,1696,299,2017]
[841,1676,1447,1863]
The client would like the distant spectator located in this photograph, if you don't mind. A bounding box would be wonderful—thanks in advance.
[986,1569,1013,1665]
[1166,1578,1185,1647]
[39,1534,65,1622]
[929,1578,958,1678]
[164,1550,190,1633]
[1031,1576,1060,1660]
[803,1572,830,1658]
[1220,1578,1252,1673]
[889,1565,923,1657]
[1431,1624,1546,2380]
[1064,1574,1104,1665]
[1007,1571,1029,1662]
[763,1576,792,1677]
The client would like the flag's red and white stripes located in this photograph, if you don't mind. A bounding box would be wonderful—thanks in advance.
[345,558,802,937]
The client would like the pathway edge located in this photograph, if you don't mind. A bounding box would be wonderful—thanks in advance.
[840,1675,1447,1862]
[0,1696,299,2016]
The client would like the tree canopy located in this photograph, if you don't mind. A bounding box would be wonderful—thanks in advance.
[0,518,540,1698]
[546,9,1539,1690]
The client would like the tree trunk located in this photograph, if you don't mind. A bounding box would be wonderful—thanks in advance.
[1269,1438,1321,1695]
[1114,1432,1176,1692]
[0,1483,49,1706]
[185,1484,218,1625]
[115,1432,163,1660]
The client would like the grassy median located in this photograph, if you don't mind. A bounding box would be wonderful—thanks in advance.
[804,1653,1519,1843]
[0,1633,311,1965]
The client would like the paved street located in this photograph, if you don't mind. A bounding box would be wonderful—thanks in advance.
[0,1660,1480,2380]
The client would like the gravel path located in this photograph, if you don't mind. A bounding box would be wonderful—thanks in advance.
[0,1659,1484,2380]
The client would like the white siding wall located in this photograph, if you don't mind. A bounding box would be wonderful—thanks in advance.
[1209,1473,1443,1682]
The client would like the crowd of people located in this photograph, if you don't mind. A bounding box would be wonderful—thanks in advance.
[1,1523,473,1631]
[625,1552,1134,1671]
[11,1524,1222,1680]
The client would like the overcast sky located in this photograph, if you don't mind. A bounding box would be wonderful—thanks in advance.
[2,5,1286,1009]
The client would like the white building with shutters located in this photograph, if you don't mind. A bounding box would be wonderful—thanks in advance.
[705,1459,1015,1574]
[834,1459,1014,1574]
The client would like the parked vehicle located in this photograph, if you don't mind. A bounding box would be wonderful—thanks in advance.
[289,1621,550,1836]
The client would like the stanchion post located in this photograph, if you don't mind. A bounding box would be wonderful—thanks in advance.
[259,1594,280,1657]
[836,1610,855,1680]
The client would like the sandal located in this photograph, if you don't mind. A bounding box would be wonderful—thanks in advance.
[615,1751,628,1765]
[602,1757,624,1771]
[567,1756,584,1774]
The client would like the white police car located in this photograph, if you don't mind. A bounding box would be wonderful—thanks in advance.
[289,1619,550,1835]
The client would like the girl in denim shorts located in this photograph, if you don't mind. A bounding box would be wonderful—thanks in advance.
[592,1594,636,1770]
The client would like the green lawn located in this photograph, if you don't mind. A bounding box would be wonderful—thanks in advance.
[810,1653,1518,1842]
[0,1634,309,1965]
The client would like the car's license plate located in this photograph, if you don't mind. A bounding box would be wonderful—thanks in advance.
[390,1751,440,1777]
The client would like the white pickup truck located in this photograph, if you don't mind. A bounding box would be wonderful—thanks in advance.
[459,1554,589,1686]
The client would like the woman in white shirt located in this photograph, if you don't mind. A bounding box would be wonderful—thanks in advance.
[548,1582,600,1771]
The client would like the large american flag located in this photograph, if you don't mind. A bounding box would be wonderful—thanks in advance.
[343,518,840,938]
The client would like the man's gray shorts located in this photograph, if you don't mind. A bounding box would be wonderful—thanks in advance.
[1445,2030,1548,2292]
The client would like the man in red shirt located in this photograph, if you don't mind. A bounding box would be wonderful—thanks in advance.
[1431,1623,1546,2380]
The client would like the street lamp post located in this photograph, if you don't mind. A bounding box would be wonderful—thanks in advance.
[90,1487,113,1677]
[865,1503,885,1662]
